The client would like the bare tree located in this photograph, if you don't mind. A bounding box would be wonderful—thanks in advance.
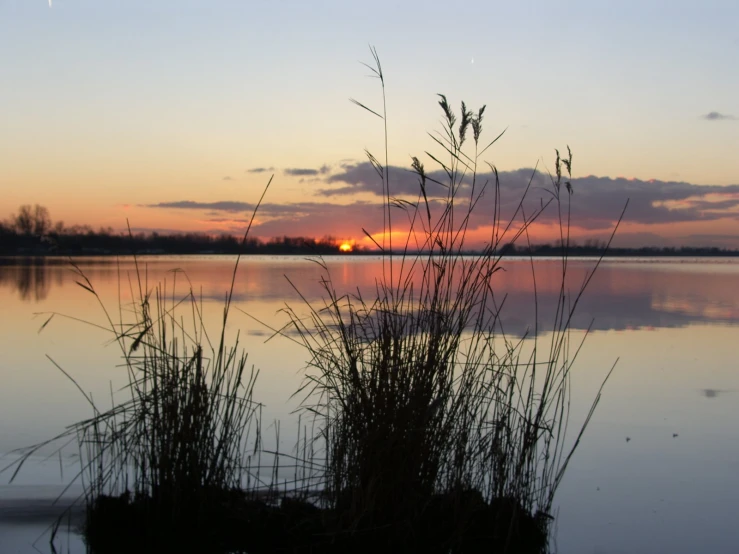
[13,204,52,235]
[33,205,51,235]
[14,205,34,234]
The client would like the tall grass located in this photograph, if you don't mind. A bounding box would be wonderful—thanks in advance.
[5,182,273,552]
[75,184,277,549]
[76,269,261,549]
[282,47,623,552]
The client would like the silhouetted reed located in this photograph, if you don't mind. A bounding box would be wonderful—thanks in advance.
[77,275,261,551]
[4,183,274,553]
[282,48,623,552]
[73,183,278,550]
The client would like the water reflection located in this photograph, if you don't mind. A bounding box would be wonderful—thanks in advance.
[0,259,61,302]
[3,257,739,554]
[1,256,738,335]
[0,257,121,302]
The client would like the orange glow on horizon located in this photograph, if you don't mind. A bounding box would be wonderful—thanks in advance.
[339,241,353,252]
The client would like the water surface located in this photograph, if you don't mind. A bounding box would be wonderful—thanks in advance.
[1,255,738,553]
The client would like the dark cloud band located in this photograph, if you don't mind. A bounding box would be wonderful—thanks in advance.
[702,112,736,121]
[284,165,330,177]
[145,165,739,242]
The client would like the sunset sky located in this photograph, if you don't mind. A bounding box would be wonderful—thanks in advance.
[1,0,737,248]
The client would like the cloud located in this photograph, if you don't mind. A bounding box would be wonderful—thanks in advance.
[206,217,252,224]
[702,111,736,121]
[147,200,252,212]
[321,162,739,229]
[246,167,274,173]
[144,165,739,247]
[323,162,449,197]
[285,168,319,177]
[284,165,330,177]
[145,198,382,239]
[127,226,192,235]
[222,176,233,181]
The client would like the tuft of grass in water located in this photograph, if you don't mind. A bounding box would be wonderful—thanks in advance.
[76,179,274,550]
[77,276,261,551]
[281,47,624,553]
[4,179,275,553]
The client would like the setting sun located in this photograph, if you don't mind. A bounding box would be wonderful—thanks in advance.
[339,242,353,253]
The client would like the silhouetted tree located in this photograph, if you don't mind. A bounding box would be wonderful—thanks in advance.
[13,204,51,235]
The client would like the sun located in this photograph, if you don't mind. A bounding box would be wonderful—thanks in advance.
[338,242,353,253]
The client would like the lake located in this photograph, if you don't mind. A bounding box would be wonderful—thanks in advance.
[1,255,739,553]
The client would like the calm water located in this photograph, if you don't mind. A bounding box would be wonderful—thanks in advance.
[1,255,739,553]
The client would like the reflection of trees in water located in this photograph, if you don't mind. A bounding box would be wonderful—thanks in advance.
[0,260,64,302]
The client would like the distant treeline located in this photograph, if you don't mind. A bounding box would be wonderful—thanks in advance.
[498,242,739,257]
[0,227,358,256]
[3,228,739,258]
[0,204,362,255]
[2,204,739,257]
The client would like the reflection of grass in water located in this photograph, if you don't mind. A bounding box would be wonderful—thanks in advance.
[3,48,621,554]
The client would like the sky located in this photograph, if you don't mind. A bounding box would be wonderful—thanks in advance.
[1,0,738,248]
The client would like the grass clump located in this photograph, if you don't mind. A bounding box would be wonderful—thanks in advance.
[5,187,273,553]
[281,48,620,553]
[71,190,279,551]
[77,273,262,552]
